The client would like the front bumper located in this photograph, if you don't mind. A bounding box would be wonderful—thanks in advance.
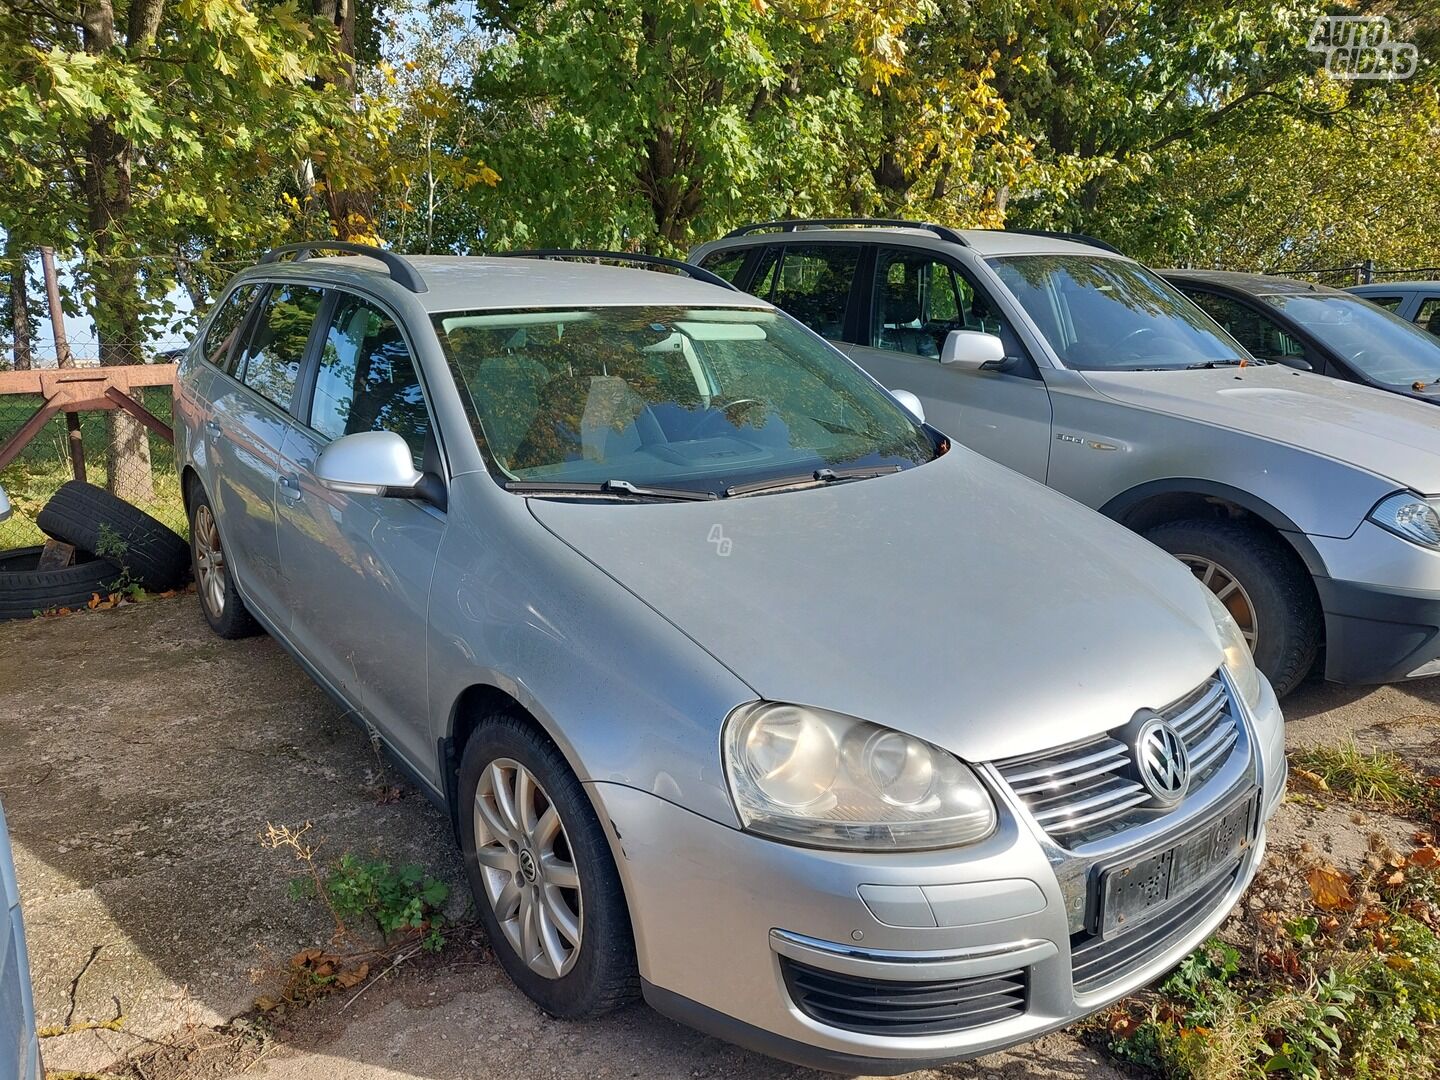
[1310,523,1440,684]
[589,691,1282,1074]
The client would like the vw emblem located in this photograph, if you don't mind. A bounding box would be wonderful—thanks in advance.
[1132,714,1191,805]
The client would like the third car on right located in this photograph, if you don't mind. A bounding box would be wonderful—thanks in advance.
[1164,269,1440,404]
[1349,280,1440,339]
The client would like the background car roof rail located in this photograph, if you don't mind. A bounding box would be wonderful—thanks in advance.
[493,249,739,291]
[974,228,1123,255]
[260,241,429,294]
[722,218,970,247]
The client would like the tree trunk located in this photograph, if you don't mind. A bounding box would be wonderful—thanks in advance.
[312,0,368,238]
[6,243,32,371]
[83,0,154,502]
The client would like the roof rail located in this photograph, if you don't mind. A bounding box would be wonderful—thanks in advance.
[492,249,738,291]
[980,228,1123,255]
[259,241,428,294]
[723,218,970,247]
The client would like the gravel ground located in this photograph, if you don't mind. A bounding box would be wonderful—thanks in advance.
[0,595,1435,1079]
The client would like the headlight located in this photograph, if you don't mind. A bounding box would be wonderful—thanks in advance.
[722,703,996,850]
[1204,589,1263,711]
[1369,492,1440,550]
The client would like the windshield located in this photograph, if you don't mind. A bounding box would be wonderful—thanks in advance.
[434,306,936,495]
[1264,293,1440,388]
[989,255,1249,371]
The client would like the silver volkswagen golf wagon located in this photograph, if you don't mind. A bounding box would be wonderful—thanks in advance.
[175,243,1285,1073]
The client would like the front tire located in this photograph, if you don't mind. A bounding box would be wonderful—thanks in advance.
[458,713,638,1018]
[1144,518,1320,697]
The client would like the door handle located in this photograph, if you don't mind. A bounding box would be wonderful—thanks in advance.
[204,420,222,439]
[278,473,303,501]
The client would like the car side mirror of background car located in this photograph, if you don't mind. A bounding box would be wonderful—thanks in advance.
[0,485,10,523]
[316,430,434,501]
[889,389,926,424]
[1269,355,1313,371]
[940,330,1007,371]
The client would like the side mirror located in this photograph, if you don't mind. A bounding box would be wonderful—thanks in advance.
[890,389,926,425]
[316,431,425,498]
[0,485,10,524]
[1270,355,1313,372]
[940,330,1006,370]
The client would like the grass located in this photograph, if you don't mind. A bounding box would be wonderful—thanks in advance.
[1288,742,1437,810]
[0,388,186,549]
[1092,833,1440,1079]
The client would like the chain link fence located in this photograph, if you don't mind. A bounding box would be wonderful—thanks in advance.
[0,385,184,552]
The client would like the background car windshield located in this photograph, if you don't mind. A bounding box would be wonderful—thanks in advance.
[1265,293,1440,388]
[990,256,1245,370]
[434,306,935,492]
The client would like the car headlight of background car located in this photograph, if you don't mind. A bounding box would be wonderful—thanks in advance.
[1204,589,1263,713]
[1369,492,1440,550]
[722,703,996,850]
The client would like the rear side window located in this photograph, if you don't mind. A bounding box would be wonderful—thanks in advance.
[1417,297,1440,336]
[1364,295,1404,311]
[201,285,258,373]
[699,248,751,283]
[309,294,431,466]
[749,245,860,340]
[236,285,325,410]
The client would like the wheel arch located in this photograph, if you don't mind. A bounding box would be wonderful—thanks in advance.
[1100,479,1328,579]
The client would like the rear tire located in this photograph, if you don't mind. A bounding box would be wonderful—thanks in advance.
[187,483,259,639]
[0,546,124,619]
[37,480,189,591]
[458,713,639,1018]
[1144,518,1320,697]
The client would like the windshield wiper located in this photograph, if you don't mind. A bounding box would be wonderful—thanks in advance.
[1186,358,1263,369]
[725,465,901,499]
[504,479,718,501]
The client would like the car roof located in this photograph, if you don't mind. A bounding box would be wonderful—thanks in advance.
[698,226,1125,259]
[1351,281,1440,294]
[240,254,770,313]
[1160,268,1347,297]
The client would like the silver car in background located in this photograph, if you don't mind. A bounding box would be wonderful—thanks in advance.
[694,222,1440,698]
[175,244,1284,1073]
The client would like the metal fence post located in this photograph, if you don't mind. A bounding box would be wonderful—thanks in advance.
[1360,259,1375,285]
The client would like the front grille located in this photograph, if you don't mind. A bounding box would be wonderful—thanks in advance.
[993,674,1239,848]
[780,958,1028,1036]
[1070,859,1242,993]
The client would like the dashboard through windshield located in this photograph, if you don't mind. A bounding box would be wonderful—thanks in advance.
[434,306,937,497]
[989,255,1250,371]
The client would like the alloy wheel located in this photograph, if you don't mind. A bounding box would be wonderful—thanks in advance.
[1178,554,1258,652]
[193,504,226,618]
[473,758,583,979]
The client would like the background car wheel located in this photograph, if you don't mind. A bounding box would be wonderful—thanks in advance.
[458,712,638,1018]
[1145,518,1320,697]
[0,546,124,619]
[37,480,190,591]
[187,484,259,639]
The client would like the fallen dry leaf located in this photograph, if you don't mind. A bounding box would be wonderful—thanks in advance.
[1385,870,1406,887]
[86,593,101,610]
[1414,846,1440,869]
[335,962,369,989]
[1292,767,1330,792]
[1308,865,1355,910]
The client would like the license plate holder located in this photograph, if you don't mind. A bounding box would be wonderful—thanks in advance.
[1098,796,1256,938]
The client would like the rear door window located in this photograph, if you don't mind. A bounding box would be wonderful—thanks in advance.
[201,285,259,374]
[1416,297,1440,337]
[748,244,860,340]
[1363,295,1404,311]
[235,285,325,411]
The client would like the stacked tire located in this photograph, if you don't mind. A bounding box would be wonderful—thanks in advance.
[0,481,190,620]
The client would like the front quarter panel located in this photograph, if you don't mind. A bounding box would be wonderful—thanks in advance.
[1043,370,1394,540]
[427,474,756,826]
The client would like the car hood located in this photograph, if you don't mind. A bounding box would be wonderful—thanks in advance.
[1085,365,1440,493]
[526,450,1224,763]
